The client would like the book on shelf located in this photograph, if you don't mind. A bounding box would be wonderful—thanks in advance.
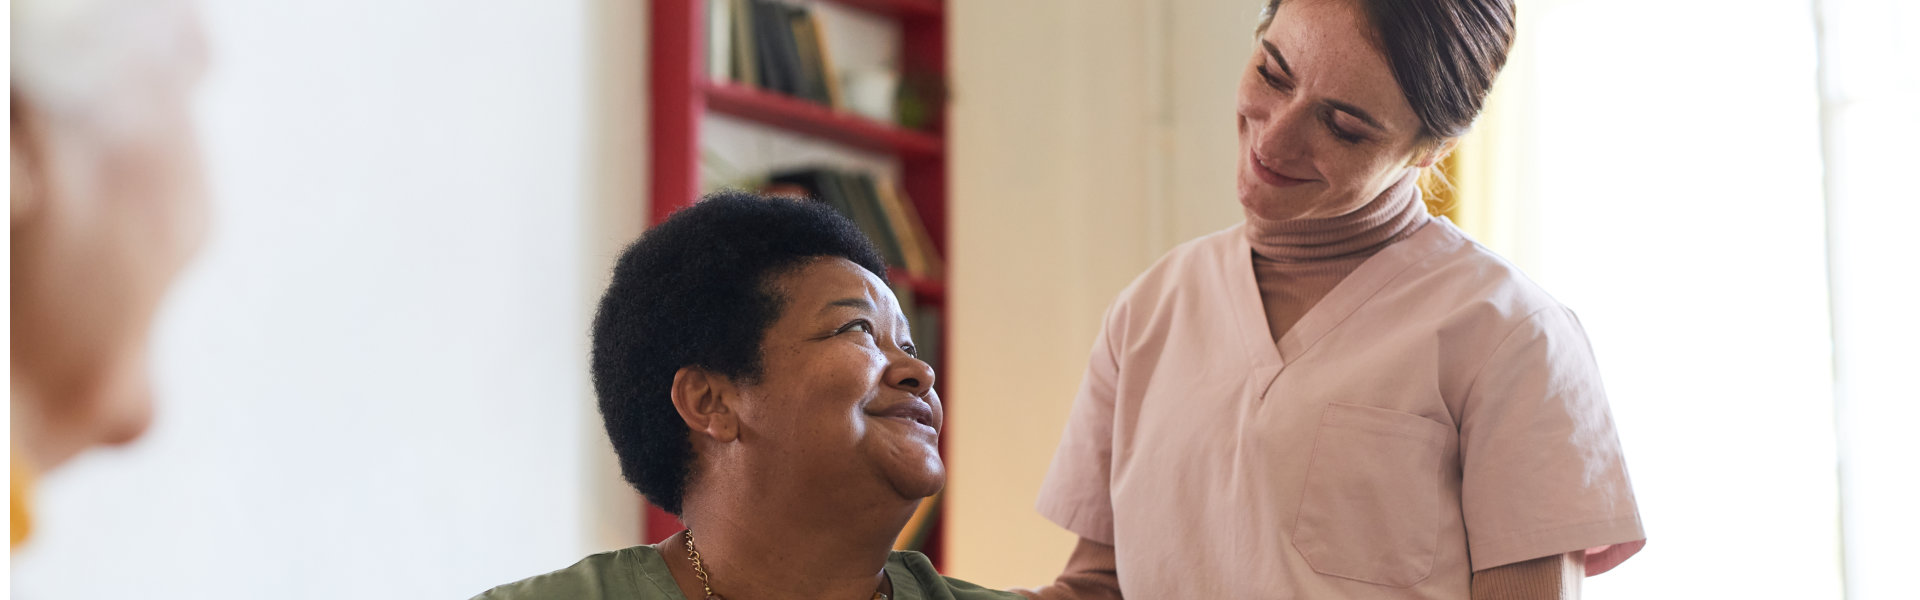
[786,7,833,105]
[872,174,944,281]
[751,0,797,96]
[710,0,847,111]
[839,171,907,268]
[727,0,759,86]
[707,0,731,81]
[804,10,845,109]
[766,167,943,283]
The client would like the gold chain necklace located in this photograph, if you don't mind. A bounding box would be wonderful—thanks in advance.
[683,529,889,600]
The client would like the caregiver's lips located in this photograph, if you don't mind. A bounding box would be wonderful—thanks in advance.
[1251,150,1313,187]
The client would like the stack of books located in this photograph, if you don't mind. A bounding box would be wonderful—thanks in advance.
[767,168,943,282]
[709,0,843,109]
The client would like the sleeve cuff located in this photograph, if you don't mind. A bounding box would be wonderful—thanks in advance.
[1469,513,1645,572]
[1035,487,1115,546]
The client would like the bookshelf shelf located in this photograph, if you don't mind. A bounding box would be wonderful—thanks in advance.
[890,269,947,305]
[703,81,943,158]
[818,0,942,19]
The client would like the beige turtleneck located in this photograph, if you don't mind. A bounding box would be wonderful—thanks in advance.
[1245,174,1429,342]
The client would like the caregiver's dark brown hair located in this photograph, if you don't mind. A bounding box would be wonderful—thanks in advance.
[1262,0,1516,142]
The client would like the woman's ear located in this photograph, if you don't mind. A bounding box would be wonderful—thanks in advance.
[1411,137,1461,169]
[670,366,741,443]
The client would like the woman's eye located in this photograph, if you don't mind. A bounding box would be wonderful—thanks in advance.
[838,320,874,335]
[1323,114,1366,144]
[901,342,919,358]
[1256,65,1289,91]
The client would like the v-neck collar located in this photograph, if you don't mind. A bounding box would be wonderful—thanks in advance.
[1225,216,1463,369]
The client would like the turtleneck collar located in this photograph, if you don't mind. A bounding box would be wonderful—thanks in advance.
[1245,171,1430,263]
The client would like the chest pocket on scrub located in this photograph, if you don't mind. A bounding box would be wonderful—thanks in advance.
[1291,402,1450,587]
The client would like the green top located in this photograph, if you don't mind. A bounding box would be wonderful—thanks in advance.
[472,545,1023,600]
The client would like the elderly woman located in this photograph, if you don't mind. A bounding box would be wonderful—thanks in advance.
[11,0,209,548]
[478,192,1018,600]
[1027,1,1646,598]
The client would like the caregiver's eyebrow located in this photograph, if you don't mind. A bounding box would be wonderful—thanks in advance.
[1324,99,1385,130]
[1262,41,1294,78]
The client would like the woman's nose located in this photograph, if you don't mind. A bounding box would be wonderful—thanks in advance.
[888,353,936,396]
[1253,103,1311,161]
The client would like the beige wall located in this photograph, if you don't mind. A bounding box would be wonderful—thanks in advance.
[945,0,1261,587]
[583,0,650,553]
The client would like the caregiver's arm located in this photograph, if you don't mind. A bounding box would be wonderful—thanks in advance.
[1470,551,1584,600]
[1014,537,1122,600]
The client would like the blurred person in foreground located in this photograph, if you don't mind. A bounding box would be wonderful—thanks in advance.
[475,192,1018,600]
[11,0,210,548]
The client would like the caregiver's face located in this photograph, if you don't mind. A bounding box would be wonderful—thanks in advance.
[1236,0,1430,221]
[736,257,944,502]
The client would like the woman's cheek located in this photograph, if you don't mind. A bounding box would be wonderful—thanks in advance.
[1322,145,1383,190]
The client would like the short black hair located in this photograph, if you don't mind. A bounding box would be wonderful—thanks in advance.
[591,190,888,516]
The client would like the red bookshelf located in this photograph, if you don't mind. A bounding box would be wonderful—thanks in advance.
[648,0,950,567]
[824,0,941,18]
[889,269,946,305]
[703,81,944,158]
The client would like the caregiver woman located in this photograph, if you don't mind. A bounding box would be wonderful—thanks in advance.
[1023,0,1646,598]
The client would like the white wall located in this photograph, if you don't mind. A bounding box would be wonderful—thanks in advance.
[1818,1,1920,598]
[10,1,648,598]
[946,0,1250,587]
[1505,1,1842,597]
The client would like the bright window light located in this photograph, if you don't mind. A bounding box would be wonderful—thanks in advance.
[1511,0,1845,597]
[1815,1,1920,599]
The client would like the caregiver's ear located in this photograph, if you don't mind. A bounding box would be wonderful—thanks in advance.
[1410,137,1462,169]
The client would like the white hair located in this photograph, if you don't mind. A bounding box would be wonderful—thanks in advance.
[11,0,204,138]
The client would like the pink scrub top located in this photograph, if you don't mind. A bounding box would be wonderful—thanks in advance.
[1036,218,1645,599]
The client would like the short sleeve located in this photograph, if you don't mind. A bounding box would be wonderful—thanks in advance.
[1034,302,1124,545]
[1459,307,1646,572]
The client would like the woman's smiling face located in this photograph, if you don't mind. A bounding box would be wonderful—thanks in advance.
[733,257,944,503]
[1236,0,1434,221]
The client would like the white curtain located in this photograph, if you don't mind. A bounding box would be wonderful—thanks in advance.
[1814,1,1920,599]
[1453,0,1917,597]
